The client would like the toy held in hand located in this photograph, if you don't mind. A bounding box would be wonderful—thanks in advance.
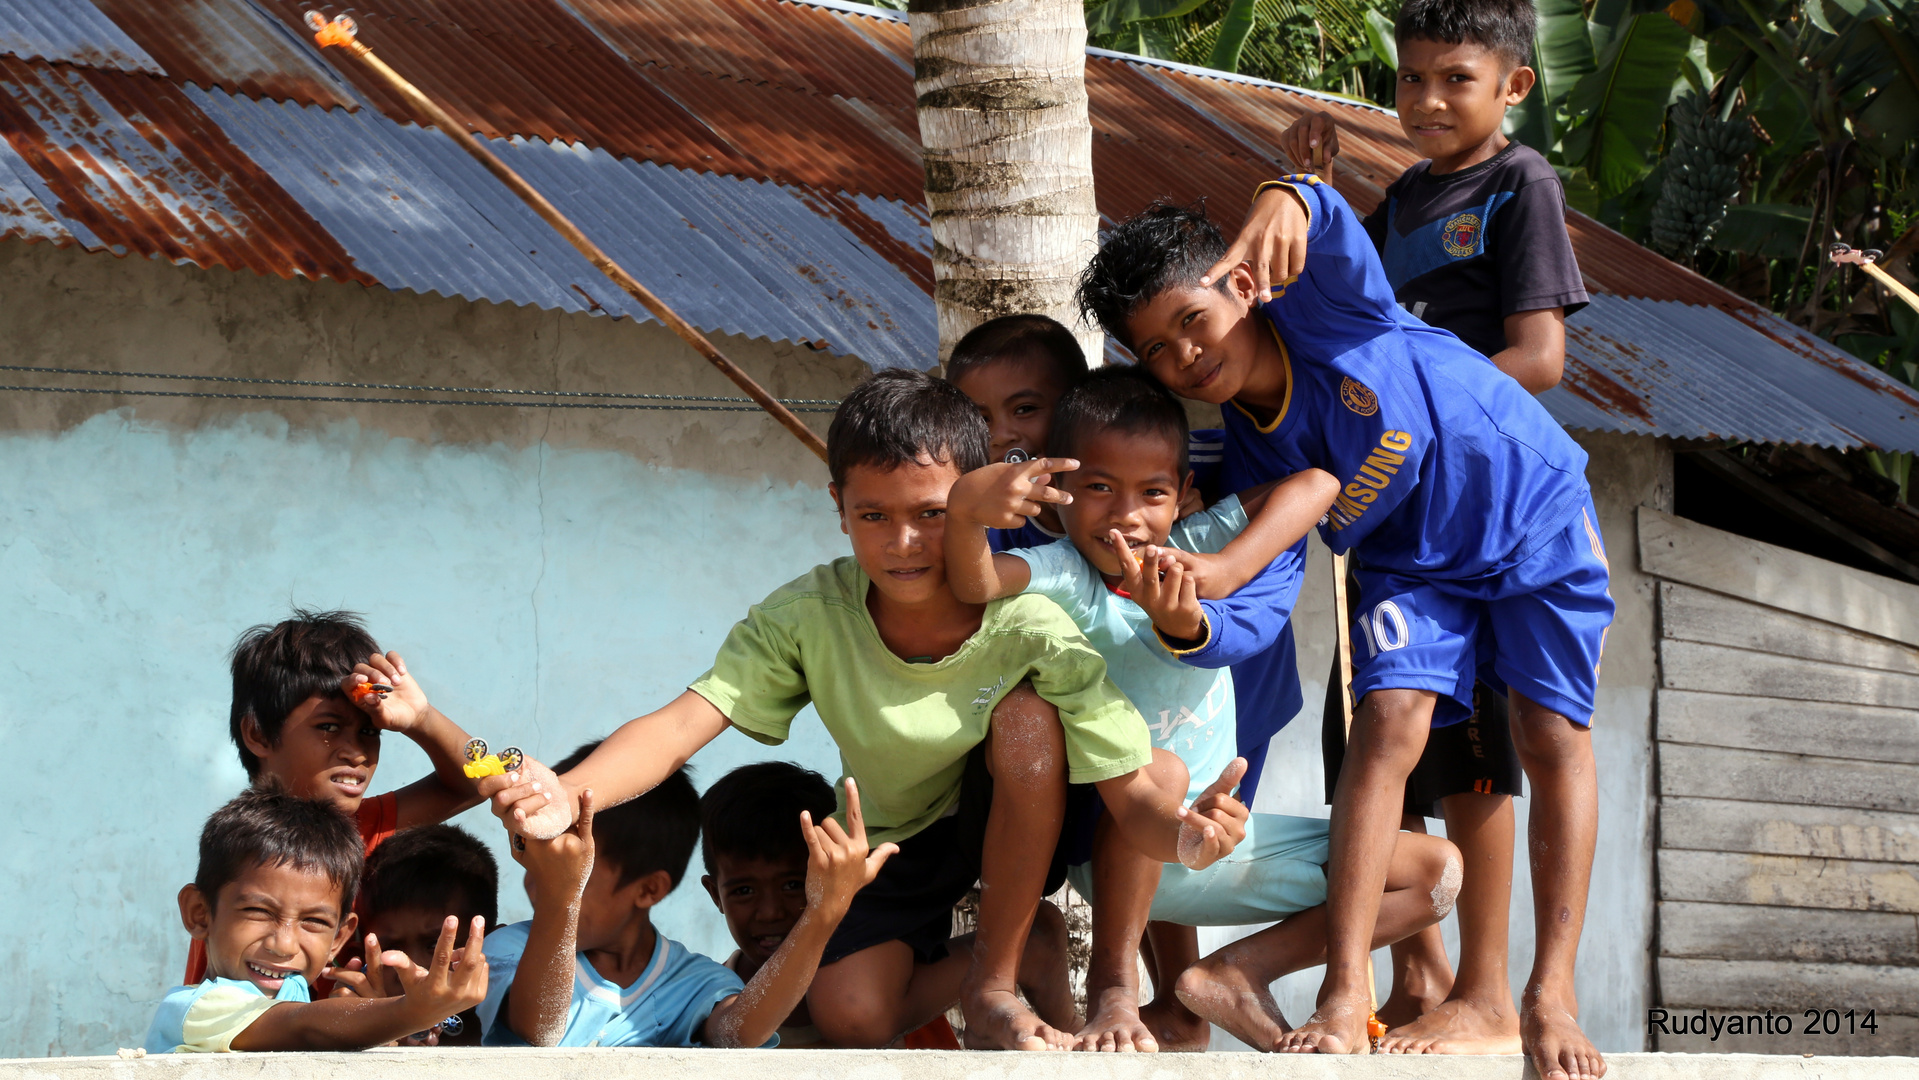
[461,738,524,779]
[350,679,394,704]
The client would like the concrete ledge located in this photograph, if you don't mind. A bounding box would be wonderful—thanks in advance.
[4,1049,1917,1080]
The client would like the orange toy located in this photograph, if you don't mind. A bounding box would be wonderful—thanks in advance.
[349,679,393,704]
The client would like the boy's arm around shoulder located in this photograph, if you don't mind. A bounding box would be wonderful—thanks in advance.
[1174,468,1340,599]
[700,780,897,1047]
[945,457,1078,603]
[1162,533,1309,668]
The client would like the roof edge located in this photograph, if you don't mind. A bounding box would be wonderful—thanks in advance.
[785,0,1393,114]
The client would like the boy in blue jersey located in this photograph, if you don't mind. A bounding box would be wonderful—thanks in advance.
[949,366,1462,1054]
[1077,189,1611,1080]
[481,740,877,1048]
[147,788,486,1054]
[1222,0,1592,1056]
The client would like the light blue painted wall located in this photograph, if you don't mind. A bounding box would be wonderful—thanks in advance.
[0,410,850,1057]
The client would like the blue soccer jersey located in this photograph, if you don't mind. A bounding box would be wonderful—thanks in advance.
[1232,176,1591,581]
[478,921,755,1047]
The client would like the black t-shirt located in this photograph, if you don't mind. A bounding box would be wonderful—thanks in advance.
[1360,141,1588,357]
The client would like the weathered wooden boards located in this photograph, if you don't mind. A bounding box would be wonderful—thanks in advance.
[1641,509,1919,1054]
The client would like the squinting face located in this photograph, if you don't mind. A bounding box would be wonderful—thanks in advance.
[832,458,965,607]
[1123,272,1266,405]
[192,860,354,994]
[1395,38,1532,168]
[951,355,1069,463]
[248,694,381,813]
[704,853,809,969]
[1057,429,1190,579]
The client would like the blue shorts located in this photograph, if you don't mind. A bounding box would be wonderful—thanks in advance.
[1349,498,1613,728]
[1067,812,1330,926]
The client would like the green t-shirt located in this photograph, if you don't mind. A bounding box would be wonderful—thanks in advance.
[689,557,1153,845]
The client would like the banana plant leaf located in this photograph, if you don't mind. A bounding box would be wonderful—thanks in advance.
[1560,11,1694,195]
[1085,0,1215,36]
[1207,0,1260,71]
[1708,202,1815,258]
[1507,0,1600,151]
[1363,9,1398,70]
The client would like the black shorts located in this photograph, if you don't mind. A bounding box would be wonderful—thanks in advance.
[819,744,1071,967]
[1322,657,1524,819]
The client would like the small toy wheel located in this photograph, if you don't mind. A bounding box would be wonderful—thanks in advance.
[438,1014,464,1036]
[304,11,327,31]
[1004,447,1030,464]
[499,746,524,772]
[464,738,488,763]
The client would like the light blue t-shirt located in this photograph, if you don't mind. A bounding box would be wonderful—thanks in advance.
[477,920,754,1047]
[1011,499,1247,802]
[145,974,310,1054]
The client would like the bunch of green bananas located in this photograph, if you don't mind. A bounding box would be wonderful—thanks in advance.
[1650,92,1757,259]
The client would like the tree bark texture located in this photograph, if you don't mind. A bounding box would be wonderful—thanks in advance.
[909,0,1103,365]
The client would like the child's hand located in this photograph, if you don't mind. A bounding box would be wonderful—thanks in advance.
[1278,111,1341,173]
[479,755,575,840]
[516,789,597,906]
[1200,183,1311,304]
[801,779,898,923]
[948,456,1078,530]
[1150,548,1253,601]
[325,933,400,999]
[343,651,429,733]
[386,915,488,1022]
[1177,484,1206,520]
[1115,535,1204,643]
[1175,758,1250,870]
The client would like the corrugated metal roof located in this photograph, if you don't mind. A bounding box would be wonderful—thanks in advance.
[0,56,370,281]
[0,0,1912,448]
[189,85,934,367]
[86,0,358,109]
[0,0,162,75]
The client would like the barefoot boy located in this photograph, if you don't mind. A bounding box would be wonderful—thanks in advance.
[1223,0,1591,1055]
[147,788,486,1053]
[182,613,483,983]
[949,366,1461,1052]
[482,370,1244,1050]
[1078,191,1611,1080]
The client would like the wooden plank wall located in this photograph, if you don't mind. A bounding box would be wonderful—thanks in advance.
[1640,510,1919,1055]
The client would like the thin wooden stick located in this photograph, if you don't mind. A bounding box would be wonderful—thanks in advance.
[1331,549,1381,1031]
[307,15,828,461]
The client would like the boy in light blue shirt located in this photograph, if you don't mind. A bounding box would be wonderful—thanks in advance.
[948,366,1463,1051]
[481,739,896,1048]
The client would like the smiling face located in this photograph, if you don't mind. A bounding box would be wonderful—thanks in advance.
[831,457,963,607]
[1394,37,1534,173]
[186,860,354,993]
[244,695,380,813]
[703,852,809,971]
[951,353,1071,463]
[1057,428,1191,580]
[1123,270,1281,408]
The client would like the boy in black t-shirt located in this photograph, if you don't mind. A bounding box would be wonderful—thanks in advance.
[1204,0,1600,1074]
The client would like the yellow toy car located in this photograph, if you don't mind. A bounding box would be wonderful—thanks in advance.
[461,738,524,779]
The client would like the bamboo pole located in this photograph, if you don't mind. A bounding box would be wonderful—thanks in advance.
[305,13,828,461]
[1831,244,1919,315]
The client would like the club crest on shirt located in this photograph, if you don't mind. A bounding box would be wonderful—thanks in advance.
[1441,212,1482,257]
[1340,377,1379,416]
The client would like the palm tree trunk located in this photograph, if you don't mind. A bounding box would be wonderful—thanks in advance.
[909,0,1103,364]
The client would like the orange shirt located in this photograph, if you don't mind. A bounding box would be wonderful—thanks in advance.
[180,792,400,985]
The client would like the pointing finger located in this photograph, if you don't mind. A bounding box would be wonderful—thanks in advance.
[843,777,867,844]
[1201,757,1248,801]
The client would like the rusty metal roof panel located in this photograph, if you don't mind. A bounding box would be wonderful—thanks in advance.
[189,85,934,365]
[0,0,163,74]
[1545,293,1919,452]
[86,0,358,109]
[0,131,84,243]
[0,57,371,280]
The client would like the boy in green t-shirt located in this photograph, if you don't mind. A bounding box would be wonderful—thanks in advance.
[480,369,1247,1051]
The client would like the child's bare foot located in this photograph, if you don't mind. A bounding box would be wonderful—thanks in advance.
[1172,957,1290,1051]
[962,985,1070,1050]
[1378,994,1521,1054]
[1020,902,1079,1033]
[1138,993,1209,1051]
[1272,990,1371,1054]
[1074,986,1158,1051]
[1375,972,1449,1029]
[1521,987,1605,1079]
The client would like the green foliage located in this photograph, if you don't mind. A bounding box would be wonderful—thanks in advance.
[1560,12,1695,195]
[1082,0,1401,100]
